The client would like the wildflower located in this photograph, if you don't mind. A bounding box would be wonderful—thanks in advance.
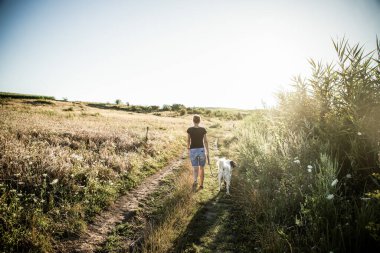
[255,179,260,183]
[17,193,23,197]
[357,132,362,136]
[40,199,45,203]
[307,165,313,169]
[50,179,59,185]
[84,200,89,204]
[326,194,334,200]
[70,174,74,178]
[10,189,17,193]
[331,179,338,187]
[42,173,47,177]
[18,181,25,185]
[293,160,300,164]
[71,154,83,161]
[346,174,352,179]
[307,168,312,173]
[29,161,33,165]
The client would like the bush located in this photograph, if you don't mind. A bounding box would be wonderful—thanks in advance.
[235,38,380,252]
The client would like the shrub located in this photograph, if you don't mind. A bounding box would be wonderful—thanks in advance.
[235,38,380,252]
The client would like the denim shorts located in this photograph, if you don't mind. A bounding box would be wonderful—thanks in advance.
[189,148,206,167]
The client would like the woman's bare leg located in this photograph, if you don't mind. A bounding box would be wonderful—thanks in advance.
[193,167,199,183]
[199,167,204,187]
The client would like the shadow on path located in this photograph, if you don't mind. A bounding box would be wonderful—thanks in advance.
[171,182,255,253]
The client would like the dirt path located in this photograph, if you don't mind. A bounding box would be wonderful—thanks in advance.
[59,153,185,253]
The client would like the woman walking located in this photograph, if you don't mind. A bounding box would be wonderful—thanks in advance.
[187,115,209,191]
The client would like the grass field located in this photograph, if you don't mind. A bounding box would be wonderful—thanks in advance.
[0,99,193,252]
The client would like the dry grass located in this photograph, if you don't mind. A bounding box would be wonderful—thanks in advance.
[0,99,191,252]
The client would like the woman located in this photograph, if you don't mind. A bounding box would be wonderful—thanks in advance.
[187,114,209,191]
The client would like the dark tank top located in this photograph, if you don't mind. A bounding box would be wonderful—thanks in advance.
[187,127,207,149]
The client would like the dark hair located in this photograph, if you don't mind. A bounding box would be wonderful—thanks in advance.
[193,115,201,124]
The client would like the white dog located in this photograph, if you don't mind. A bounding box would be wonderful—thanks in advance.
[216,157,237,195]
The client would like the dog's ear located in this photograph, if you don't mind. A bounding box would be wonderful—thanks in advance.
[230,160,237,168]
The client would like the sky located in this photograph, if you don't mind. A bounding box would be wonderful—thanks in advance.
[0,0,379,109]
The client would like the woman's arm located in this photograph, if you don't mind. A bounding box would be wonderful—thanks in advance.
[187,133,191,149]
[204,134,210,161]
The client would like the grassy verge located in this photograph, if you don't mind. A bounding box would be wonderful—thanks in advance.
[233,38,380,252]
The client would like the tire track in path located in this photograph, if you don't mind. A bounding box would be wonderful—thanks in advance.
[59,154,185,253]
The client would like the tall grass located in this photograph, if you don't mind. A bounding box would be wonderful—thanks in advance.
[0,101,187,252]
[235,38,380,252]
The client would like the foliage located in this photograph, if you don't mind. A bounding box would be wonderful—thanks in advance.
[0,92,55,100]
[235,38,380,252]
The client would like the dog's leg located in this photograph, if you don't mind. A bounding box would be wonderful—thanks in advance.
[226,174,231,195]
[218,173,222,191]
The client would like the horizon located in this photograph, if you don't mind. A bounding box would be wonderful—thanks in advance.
[0,0,379,110]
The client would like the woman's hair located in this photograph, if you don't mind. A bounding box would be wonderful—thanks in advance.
[193,115,201,124]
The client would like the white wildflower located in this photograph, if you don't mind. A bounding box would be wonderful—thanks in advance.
[307,165,313,169]
[346,174,352,179]
[50,179,59,185]
[293,160,300,164]
[42,173,47,177]
[10,189,17,193]
[17,193,23,197]
[357,132,362,136]
[255,179,260,183]
[71,154,83,161]
[331,179,338,187]
[18,181,25,185]
[326,194,334,200]
[307,168,312,173]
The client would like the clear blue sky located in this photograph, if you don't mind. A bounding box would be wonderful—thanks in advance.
[0,0,379,109]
